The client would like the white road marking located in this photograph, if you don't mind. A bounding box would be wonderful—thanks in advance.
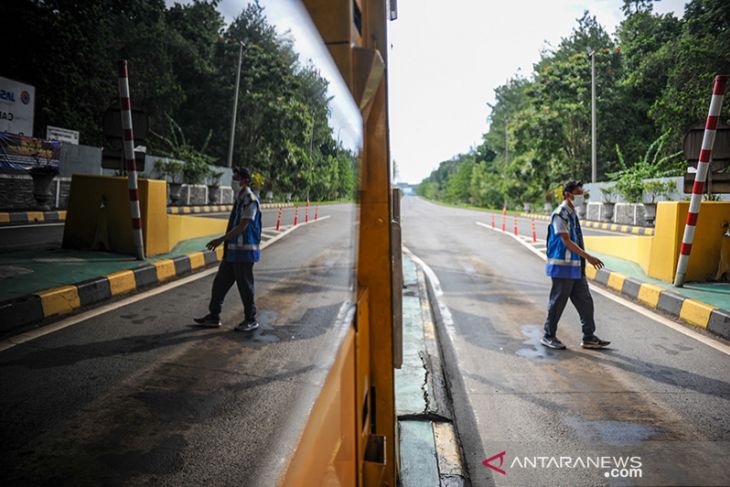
[474,221,730,356]
[0,223,65,230]
[0,215,331,353]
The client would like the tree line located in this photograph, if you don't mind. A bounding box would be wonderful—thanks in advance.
[2,0,356,200]
[418,0,729,209]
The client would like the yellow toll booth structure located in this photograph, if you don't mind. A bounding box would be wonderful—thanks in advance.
[281,1,399,485]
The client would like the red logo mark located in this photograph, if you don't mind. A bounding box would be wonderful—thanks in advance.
[483,451,507,475]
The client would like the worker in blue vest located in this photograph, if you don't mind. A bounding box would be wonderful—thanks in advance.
[195,167,262,332]
[542,180,610,350]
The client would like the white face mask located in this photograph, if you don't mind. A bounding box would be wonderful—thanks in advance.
[572,194,585,207]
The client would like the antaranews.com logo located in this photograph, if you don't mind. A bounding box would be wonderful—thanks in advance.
[483,451,643,479]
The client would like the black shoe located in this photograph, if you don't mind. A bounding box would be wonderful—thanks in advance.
[582,335,610,349]
[540,336,566,350]
[193,314,222,328]
[235,319,259,332]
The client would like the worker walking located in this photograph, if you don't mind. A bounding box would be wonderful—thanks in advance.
[195,167,261,331]
[542,180,610,350]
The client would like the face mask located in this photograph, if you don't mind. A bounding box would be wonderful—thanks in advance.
[573,194,585,207]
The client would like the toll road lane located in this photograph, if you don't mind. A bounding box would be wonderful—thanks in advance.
[0,204,356,486]
[401,196,730,487]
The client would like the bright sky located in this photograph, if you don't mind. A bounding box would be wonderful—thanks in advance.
[387,0,686,183]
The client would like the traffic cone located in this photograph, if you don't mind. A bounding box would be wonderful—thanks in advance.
[305,199,310,223]
[294,206,299,226]
[513,215,518,236]
[276,207,282,232]
[531,218,537,243]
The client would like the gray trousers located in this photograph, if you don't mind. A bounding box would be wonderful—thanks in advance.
[544,277,596,339]
[209,260,256,321]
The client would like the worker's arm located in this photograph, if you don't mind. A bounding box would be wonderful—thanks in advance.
[559,232,604,269]
[206,218,252,251]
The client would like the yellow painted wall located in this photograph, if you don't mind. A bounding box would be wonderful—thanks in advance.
[140,179,170,255]
[649,201,730,282]
[64,175,227,257]
[584,202,730,283]
[584,235,653,273]
[167,214,227,250]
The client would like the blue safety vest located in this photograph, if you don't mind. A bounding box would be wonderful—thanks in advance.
[545,203,584,279]
[224,187,262,263]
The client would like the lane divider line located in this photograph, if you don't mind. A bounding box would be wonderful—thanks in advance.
[475,221,730,347]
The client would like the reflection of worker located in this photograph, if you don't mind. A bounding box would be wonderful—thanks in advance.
[195,167,261,331]
[542,180,610,350]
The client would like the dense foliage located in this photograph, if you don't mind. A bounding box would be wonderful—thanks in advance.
[418,0,730,209]
[2,0,357,200]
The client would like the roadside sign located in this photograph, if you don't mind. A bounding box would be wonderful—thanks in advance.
[102,138,146,171]
[683,125,730,161]
[684,172,730,194]
[0,76,35,136]
[103,108,148,141]
[46,125,79,145]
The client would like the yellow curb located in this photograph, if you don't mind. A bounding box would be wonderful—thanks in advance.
[607,272,626,292]
[26,211,45,222]
[637,283,663,308]
[37,285,80,317]
[0,213,9,223]
[610,224,618,231]
[585,265,597,280]
[188,251,206,270]
[679,299,716,329]
[107,270,137,296]
[153,259,177,282]
[58,210,67,220]
[601,223,609,230]
[182,207,191,214]
[631,227,640,234]
[620,225,629,232]
[215,246,224,261]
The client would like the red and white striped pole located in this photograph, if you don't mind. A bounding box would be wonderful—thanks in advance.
[275,207,282,232]
[513,214,518,236]
[501,207,507,232]
[118,60,145,260]
[293,206,299,226]
[491,211,495,229]
[305,199,310,223]
[531,218,537,243]
[674,75,728,287]
[314,205,319,221]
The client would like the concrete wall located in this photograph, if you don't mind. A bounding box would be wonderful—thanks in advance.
[1,143,238,209]
[585,177,730,204]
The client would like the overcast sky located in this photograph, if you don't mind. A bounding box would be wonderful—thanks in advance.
[387,0,686,183]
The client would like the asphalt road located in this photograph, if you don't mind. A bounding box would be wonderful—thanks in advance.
[0,204,356,486]
[401,196,730,487]
[0,208,294,252]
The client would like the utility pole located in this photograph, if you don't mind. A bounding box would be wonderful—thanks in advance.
[590,47,597,183]
[227,40,244,168]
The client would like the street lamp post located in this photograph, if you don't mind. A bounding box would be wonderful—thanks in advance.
[589,47,597,183]
[227,40,245,168]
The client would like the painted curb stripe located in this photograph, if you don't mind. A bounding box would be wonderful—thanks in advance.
[107,270,137,296]
[637,283,663,308]
[0,211,68,225]
[0,247,224,331]
[679,299,716,329]
[519,213,654,236]
[37,285,80,317]
[0,295,44,334]
[708,309,730,337]
[657,291,685,317]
